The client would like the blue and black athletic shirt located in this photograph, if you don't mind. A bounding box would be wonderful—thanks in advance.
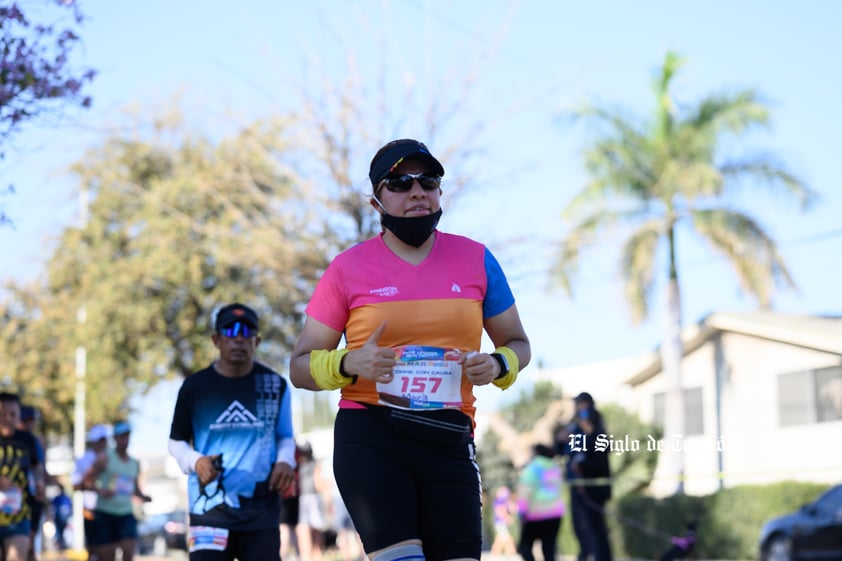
[169,361,293,530]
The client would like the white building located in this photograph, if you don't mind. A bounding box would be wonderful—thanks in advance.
[535,311,842,496]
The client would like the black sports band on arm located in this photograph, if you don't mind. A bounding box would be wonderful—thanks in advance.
[491,346,519,390]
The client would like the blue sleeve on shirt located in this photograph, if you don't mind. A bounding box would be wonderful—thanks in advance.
[483,247,516,318]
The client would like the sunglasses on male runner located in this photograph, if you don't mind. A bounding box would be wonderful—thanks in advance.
[218,321,257,338]
[379,173,442,193]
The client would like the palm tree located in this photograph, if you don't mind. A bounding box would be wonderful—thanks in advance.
[552,51,816,493]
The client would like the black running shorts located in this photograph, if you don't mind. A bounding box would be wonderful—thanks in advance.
[332,405,482,560]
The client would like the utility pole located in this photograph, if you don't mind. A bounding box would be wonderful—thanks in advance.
[71,185,88,552]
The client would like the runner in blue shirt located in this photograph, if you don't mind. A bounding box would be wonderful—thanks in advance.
[169,303,297,561]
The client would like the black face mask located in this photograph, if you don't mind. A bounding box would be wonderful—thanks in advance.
[375,198,442,247]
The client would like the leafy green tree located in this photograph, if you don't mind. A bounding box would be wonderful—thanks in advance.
[551,52,815,491]
[0,114,331,430]
[2,9,543,437]
[0,282,79,434]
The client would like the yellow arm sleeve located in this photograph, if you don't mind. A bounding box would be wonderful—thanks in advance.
[309,349,354,390]
[491,346,520,390]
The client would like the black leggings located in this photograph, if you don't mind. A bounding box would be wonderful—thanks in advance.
[579,495,613,561]
[518,517,561,561]
[332,406,482,561]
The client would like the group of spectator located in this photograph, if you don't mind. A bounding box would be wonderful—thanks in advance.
[0,387,611,561]
[490,391,614,561]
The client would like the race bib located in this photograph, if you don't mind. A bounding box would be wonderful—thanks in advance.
[377,346,463,410]
[113,474,135,496]
[0,487,23,515]
[190,526,229,552]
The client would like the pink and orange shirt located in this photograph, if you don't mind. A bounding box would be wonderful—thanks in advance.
[305,231,515,423]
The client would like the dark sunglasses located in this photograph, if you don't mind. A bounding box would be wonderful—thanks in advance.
[219,322,257,338]
[380,173,441,193]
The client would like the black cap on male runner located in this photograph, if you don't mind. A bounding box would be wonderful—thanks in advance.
[369,139,445,186]
[215,303,259,331]
[574,391,595,406]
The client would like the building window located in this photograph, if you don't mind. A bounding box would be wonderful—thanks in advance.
[652,387,704,436]
[778,366,842,427]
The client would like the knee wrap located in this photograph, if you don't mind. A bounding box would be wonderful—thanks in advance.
[371,543,425,561]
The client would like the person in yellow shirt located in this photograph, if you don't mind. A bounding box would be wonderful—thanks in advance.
[0,392,43,561]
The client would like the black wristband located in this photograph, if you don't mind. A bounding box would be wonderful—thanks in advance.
[339,354,354,378]
[491,352,509,380]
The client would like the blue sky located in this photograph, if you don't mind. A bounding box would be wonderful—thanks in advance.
[2,1,841,416]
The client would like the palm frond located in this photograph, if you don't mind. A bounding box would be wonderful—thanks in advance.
[653,52,685,100]
[565,108,658,216]
[688,90,769,137]
[620,222,663,323]
[550,213,607,296]
[691,208,796,307]
[551,208,659,296]
[719,155,818,209]
[652,51,686,141]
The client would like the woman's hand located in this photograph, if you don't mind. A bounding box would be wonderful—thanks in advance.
[343,322,397,383]
[462,351,500,386]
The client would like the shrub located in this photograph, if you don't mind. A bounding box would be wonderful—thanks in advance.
[611,481,833,560]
